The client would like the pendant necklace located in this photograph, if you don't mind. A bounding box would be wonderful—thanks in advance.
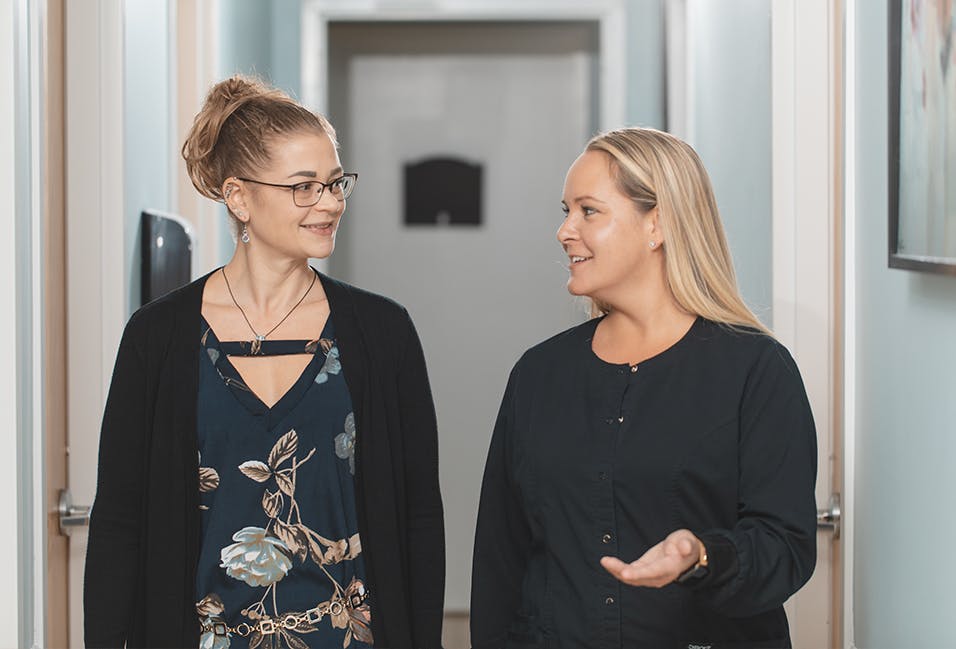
[221,267,317,355]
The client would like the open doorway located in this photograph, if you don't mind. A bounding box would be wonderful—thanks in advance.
[325,20,600,646]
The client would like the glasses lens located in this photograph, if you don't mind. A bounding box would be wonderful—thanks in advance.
[292,175,356,206]
[293,182,321,207]
[331,175,356,200]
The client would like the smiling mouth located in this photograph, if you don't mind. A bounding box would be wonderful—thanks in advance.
[570,255,592,265]
[302,223,334,234]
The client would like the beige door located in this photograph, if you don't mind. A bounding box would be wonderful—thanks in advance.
[63,1,127,646]
[44,0,69,645]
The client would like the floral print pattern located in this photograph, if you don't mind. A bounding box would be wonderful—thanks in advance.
[199,452,221,511]
[197,594,232,649]
[198,323,370,648]
[315,346,341,384]
[219,526,293,588]
[335,413,357,475]
[211,429,371,648]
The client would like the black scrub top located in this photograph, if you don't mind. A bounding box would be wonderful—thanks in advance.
[472,316,817,649]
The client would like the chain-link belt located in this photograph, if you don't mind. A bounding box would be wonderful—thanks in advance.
[200,589,369,638]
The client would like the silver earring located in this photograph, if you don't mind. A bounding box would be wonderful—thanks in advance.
[241,224,250,244]
[649,241,657,249]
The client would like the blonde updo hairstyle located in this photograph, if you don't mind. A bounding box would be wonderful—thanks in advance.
[587,127,768,334]
[182,75,337,231]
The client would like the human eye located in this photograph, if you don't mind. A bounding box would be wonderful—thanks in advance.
[560,204,570,219]
[292,181,317,193]
[581,205,597,217]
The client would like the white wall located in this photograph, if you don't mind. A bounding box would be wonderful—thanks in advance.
[0,0,21,638]
[853,1,956,646]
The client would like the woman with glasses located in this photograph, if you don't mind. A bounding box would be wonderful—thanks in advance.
[84,76,445,649]
[471,128,817,648]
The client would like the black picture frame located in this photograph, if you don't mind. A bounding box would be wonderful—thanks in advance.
[888,0,956,275]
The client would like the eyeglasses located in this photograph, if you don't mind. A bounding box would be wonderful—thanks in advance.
[236,173,358,207]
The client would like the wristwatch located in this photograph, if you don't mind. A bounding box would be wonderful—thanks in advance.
[675,541,709,584]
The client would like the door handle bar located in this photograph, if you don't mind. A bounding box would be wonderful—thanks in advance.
[816,492,841,539]
[58,488,90,536]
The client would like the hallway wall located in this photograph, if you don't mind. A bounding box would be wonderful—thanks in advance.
[125,0,173,312]
[687,0,772,326]
[853,1,956,646]
[0,0,21,636]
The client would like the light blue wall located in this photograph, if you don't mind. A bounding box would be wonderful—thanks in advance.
[270,0,302,98]
[215,0,301,96]
[687,0,772,326]
[625,0,666,129]
[218,0,273,82]
[853,1,956,646]
[125,0,172,312]
[218,0,667,123]
[215,0,302,259]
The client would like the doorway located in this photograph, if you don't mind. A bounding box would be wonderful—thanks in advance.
[327,21,599,633]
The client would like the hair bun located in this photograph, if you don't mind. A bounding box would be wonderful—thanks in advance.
[182,74,336,205]
[208,75,268,108]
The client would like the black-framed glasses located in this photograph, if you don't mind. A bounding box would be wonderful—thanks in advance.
[236,173,358,207]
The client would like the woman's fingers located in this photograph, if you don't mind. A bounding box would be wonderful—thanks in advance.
[600,530,702,587]
[599,555,631,579]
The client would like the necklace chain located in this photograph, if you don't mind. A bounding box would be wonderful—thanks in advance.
[221,267,317,354]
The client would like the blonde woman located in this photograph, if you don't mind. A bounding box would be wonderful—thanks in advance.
[84,76,445,648]
[471,128,816,648]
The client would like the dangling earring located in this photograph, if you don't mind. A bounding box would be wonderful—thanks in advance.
[241,224,250,244]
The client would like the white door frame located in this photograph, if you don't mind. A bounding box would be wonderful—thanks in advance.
[300,0,626,131]
[64,1,126,646]
[0,0,20,639]
[11,0,49,645]
[841,0,858,646]
[771,0,844,647]
[8,0,46,646]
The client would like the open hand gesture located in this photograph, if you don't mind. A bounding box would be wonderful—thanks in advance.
[599,529,703,588]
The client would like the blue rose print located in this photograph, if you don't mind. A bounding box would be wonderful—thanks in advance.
[219,526,293,587]
[315,346,341,384]
[335,412,356,474]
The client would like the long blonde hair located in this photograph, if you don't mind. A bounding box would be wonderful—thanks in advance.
[586,127,769,334]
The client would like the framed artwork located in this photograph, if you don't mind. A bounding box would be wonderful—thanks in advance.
[888,0,956,274]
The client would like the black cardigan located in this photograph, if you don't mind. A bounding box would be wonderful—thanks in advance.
[84,270,445,648]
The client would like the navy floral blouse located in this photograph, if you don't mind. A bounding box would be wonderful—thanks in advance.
[194,314,372,649]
